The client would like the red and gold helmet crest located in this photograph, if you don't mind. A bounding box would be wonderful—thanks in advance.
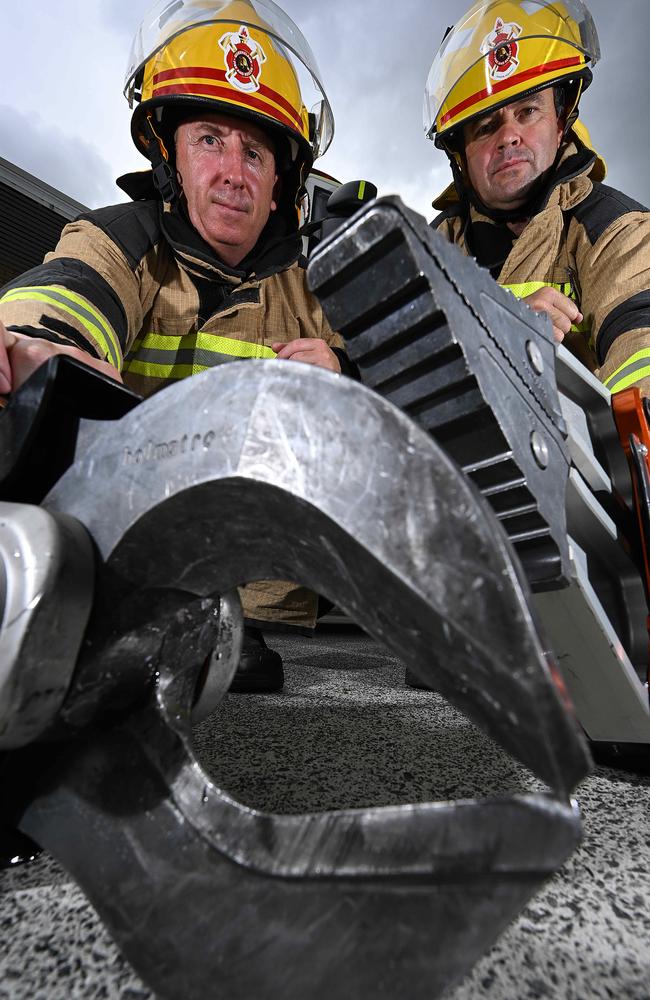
[219,24,267,93]
[479,17,522,81]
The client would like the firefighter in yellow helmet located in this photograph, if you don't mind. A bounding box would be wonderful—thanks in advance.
[0,0,357,691]
[124,0,332,238]
[424,0,650,396]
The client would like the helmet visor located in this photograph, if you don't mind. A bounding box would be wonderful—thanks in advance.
[125,0,333,156]
[423,0,600,138]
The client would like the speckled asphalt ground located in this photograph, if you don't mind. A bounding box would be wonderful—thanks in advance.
[1,627,649,1000]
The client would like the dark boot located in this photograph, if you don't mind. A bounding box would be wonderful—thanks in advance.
[228,627,284,694]
[0,826,42,869]
[0,752,42,868]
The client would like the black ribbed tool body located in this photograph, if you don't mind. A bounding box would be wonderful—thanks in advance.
[308,196,570,590]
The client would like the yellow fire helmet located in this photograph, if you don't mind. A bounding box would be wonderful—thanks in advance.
[423,0,600,149]
[124,0,334,193]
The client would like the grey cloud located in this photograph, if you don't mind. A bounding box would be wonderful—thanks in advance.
[86,0,650,215]
[282,0,457,216]
[580,0,650,205]
[0,105,125,209]
[99,0,146,37]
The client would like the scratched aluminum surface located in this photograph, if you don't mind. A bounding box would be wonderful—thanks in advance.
[44,361,589,794]
[0,360,590,998]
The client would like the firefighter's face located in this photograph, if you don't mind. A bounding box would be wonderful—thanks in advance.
[462,88,563,211]
[175,113,280,266]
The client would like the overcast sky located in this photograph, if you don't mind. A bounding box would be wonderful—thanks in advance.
[1,0,648,222]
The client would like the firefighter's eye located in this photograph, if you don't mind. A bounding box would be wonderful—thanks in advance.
[473,119,495,138]
[201,134,218,146]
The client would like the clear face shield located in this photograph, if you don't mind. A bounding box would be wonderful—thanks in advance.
[423,0,600,142]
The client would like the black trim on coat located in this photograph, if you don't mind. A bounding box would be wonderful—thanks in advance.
[572,183,649,247]
[596,289,650,365]
[332,346,360,381]
[79,201,162,270]
[464,220,516,279]
[195,279,261,327]
[5,323,102,356]
[431,204,463,230]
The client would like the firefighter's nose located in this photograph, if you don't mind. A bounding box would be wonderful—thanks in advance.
[496,121,521,149]
[222,147,245,186]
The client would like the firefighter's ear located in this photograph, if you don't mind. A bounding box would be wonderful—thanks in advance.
[271,174,281,213]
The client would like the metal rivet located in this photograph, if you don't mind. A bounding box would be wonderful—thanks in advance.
[531,431,549,469]
[526,340,544,375]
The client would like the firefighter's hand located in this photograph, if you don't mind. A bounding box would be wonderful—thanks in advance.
[523,288,583,344]
[0,320,122,397]
[272,338,341,373]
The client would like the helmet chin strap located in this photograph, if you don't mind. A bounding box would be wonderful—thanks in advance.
[143,113,180,207]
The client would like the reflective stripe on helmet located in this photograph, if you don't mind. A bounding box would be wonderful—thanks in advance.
[152,80,302,135]
[439,56,583,129]
[0,286,122,369]
[152,67,304,132]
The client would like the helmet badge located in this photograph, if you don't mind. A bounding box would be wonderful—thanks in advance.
[480,17,522,82]
[219,25,267,93]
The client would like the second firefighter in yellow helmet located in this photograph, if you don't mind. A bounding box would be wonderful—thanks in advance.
[424,0,599,151]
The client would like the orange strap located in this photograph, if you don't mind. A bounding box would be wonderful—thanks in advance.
[611,386,650,685]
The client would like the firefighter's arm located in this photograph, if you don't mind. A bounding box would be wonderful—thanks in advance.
[272,284,359,378]
[577,211,650,396]
[0,217,145,392]
[523,287,583,343]
[598,328,650,397]
[272,337,341,372]
[0,319,122,396]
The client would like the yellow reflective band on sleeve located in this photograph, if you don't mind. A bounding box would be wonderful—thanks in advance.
[603,349,650,394]
[125,360,216,379]
[0,285,122,370]
[500,281,590,336]
[123,330,277,380]
[502,281,550,299]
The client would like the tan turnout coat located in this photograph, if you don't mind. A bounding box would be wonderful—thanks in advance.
[433,139,650,395]
[0,196,346,628]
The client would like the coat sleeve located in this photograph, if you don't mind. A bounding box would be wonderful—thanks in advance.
[573,198,650,396]
[0,218,145,372]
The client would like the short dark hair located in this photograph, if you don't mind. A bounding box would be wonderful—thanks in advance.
[553,84,566,120]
